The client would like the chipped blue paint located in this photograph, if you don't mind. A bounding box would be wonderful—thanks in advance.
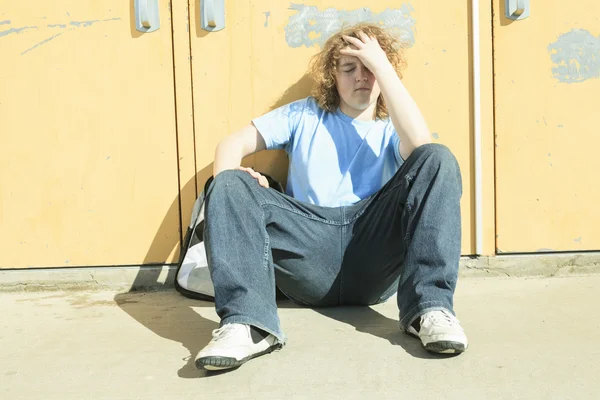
[264,11,270,27]
[549,29,600,83]
[70,20,100,27]
[0,26,38,38]
[69,17,120,28]
[574,237,582,243]
[432,133,439,139]
[17,18,120,54]
[285,3,416,48]
[21,31,65,55]
[48,24,67,28]
[0,20,10,25]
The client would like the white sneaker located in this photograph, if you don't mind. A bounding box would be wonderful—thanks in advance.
[195,323,282,370]
[406,310,468,354]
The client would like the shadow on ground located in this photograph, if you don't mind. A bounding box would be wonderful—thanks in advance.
[114,290,451,379]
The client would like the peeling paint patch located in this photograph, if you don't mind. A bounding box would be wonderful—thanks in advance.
[285,3,416,48]
[0,26,38,38]
[557,124,564,128]
[19,18,120,55]
[432,133,439,140]
[549,29,600,83]
[21,31,66,55]
[574,237,582,243]
[70,20,100,27]
[69,17,121,28]
[48,24,67,29]
[0,20,10,25]
[263,11,270,27]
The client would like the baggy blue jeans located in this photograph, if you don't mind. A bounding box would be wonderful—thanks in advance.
[203,143,462,343]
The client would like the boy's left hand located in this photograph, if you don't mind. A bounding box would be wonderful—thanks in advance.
[340,31,390,74]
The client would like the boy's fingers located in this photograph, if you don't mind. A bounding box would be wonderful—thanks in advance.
[236,167,268,187]
[357,31,370,42]
[236,166,257,178]
[258,175,270,188]
[342,35,363,47]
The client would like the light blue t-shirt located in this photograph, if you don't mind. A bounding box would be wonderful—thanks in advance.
[252,96,403,207]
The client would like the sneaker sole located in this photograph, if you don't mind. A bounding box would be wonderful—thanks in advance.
[425,341,467,354]
[196,343,283,371]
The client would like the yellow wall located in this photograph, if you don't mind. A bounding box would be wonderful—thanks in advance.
[0,1,181,268]
[493,0,600,253]
[0,0,596,269]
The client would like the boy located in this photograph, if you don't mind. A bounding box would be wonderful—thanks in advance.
[196,23,468,371]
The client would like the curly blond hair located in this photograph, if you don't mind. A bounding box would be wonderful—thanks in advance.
[309,23,407,120]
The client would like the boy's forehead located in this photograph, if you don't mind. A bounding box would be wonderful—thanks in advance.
[337,55,360,66]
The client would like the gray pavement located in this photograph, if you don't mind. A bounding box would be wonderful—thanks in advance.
[2,275,599,399]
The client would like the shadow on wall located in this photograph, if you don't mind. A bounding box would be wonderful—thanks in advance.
[141,71,315,271]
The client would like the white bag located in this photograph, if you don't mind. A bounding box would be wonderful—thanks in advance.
[174,174,284,301]
[174,178,215,301]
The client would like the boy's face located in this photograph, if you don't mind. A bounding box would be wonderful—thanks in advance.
[335,55,381,117]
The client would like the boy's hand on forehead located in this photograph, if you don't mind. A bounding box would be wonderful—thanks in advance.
[340,31,390,74]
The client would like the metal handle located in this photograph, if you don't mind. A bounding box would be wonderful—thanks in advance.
[506,0,530,20]
[201,0,225,31]
[206,0,216,27]
[140,0,151,28]
[135,0,160,32]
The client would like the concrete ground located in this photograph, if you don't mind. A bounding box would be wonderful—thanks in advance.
[2,275,599,400]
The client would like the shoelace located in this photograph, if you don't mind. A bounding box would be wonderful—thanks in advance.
[211,324,244,342]
[425,310,460,328]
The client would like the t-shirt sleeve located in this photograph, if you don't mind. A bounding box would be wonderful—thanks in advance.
[252,98,309,151]
[388,123,404,164]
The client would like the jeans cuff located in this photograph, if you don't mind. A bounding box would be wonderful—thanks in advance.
[221,315,287,345]
[399,301,455,330]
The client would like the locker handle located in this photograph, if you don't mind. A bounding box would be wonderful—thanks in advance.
[506,0,530,20]
[206,0,216,27]
[201,0,225,31]
[140,0,151,28]
[135,0,160,32]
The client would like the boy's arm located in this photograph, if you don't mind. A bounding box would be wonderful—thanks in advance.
[341,32,432,160]
[213,123,270,187]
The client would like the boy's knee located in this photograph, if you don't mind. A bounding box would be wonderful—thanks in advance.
[414,143,459,173]
[211,169,253,189]
[417,143,454,161]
